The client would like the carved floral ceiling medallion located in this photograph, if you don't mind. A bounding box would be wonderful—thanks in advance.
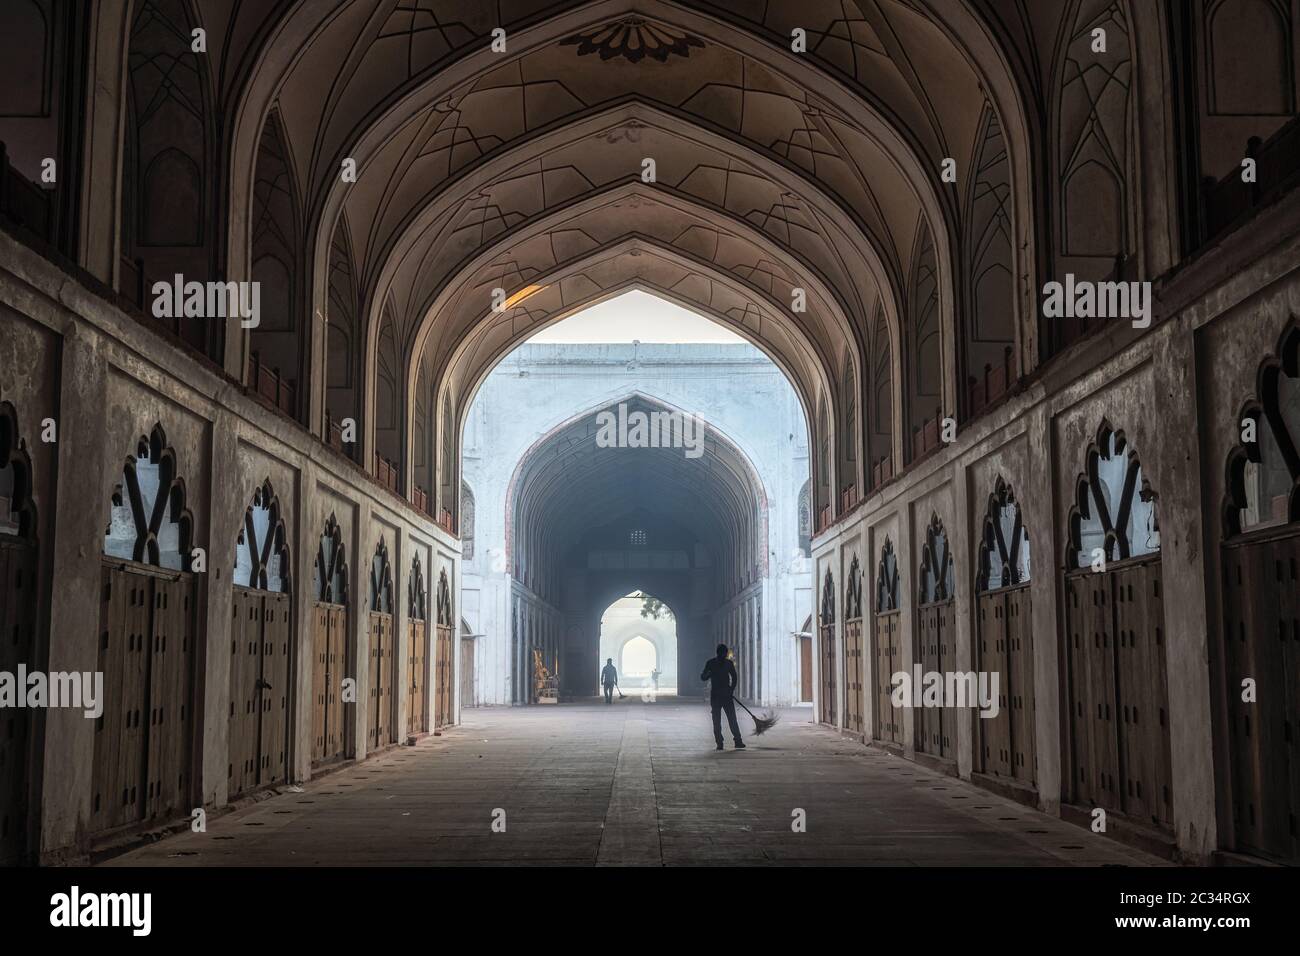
[561,18,705,63]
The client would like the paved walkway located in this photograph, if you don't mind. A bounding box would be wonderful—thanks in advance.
[105,700,1164,866]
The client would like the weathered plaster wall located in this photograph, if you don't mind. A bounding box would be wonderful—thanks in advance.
[0,232,459,863]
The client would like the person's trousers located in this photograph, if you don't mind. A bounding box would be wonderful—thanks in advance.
[604,685,613,704]
[711,698,743,746]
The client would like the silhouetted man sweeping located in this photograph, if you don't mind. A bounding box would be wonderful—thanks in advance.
[601,658,618,704]
[701,644,745,751]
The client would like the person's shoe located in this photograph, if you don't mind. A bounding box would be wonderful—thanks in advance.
[734,741,747,749]
[715,745,725,751]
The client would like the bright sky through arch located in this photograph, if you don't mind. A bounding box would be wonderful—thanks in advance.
[526,290,746,344]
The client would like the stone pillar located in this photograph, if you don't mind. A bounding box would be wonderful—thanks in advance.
[39,326,109,860]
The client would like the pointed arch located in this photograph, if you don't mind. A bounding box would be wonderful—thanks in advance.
[313,513,348,605]
[103,423,194,571]
[326,212,361,460]
[1066,420,1160,569]
[409,553,427,621]
[978,477,1031,592]
[918,513,955,605]
[248,107,303,421]
[876,538,899,613]
[370,537,393,614]
[234,478,290,592]
[120,0,217,358]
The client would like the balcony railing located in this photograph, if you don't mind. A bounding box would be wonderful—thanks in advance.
[0,142,54,244]
[967,345,1016,418]
[911,407,945,461]
[248,350,296,417]
[1203,118,1300,247]
[839,482,858,514]
[869,453,893,492]
[438,509,456,535]
[411,486,430,516]
[373,453,399,494]
[816,504,832,534]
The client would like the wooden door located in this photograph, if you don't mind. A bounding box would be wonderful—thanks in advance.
[798,636,813,702]
[93,564,196,833]
[326,605,346,759]
[459,635,474,712]
[258,593,291,787]
[975,591,1012,776]
[873,612,901,744]
[367,611,395,749]
[408,619,428,735]
[1113,560,1171,828]
[144,576,195,821]
[91,566,152,833]
[435,623,454,727]
[1006,586,1036,786]
[1221,530,1300,862]
[844,619,864,735]
[818,624,836,726]
[0,537,35,863]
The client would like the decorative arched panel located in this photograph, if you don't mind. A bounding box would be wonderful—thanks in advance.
[103,424,194,571]
[978,478,1031,592]
[1066,421,1160,569]
[907,219,941,459]
[234,479,289,592]
[120,0,216,357]
[367,537,396,749]
[869,302,894,487]
[965,103,1017,415]
[248,109,302,420]
[326,214,360,460]
[313,513,348,604]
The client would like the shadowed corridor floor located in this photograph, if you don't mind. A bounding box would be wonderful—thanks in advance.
[105,701,1166,866]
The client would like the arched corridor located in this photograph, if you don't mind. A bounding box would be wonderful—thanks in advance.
[0,3,1298,925]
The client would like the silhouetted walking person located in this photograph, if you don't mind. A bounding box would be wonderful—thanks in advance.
[701,644,745,750]
[601,658,618,704]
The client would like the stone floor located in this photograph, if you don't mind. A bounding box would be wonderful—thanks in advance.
[105,700,1166,866]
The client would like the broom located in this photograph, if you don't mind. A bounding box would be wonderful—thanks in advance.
[732,696,779,735]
